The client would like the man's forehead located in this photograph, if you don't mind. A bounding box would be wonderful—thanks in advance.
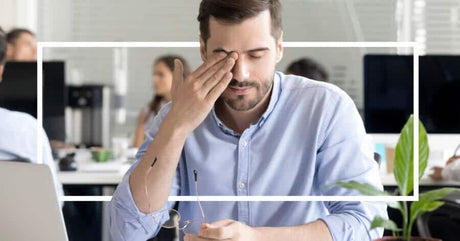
[17,33,35,41]
[206,10,274,50]
[208,10,271,32]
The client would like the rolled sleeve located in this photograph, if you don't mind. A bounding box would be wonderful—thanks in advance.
[320,201,386,241]
[109,164,174,241]
[316,91,387,240]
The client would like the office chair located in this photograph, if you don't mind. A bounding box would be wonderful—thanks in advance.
[416,193,460,241]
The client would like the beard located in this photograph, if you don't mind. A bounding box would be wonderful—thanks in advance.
[220,74,274,111]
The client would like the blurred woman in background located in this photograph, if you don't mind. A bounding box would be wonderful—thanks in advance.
[133,55,190,147]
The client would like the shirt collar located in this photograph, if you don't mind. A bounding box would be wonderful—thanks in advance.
[211,71,282,134]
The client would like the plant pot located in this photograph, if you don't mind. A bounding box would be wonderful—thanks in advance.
[374,237,442,241]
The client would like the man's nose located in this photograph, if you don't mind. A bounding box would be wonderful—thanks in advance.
[231,57,250,81]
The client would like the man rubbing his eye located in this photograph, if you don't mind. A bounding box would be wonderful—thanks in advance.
[110,1,387,241]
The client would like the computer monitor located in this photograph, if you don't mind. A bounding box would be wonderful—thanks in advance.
[0,61,66,141]
[364,55,413,133]
[364,55,460,133]
[419,56,460,133]
[0,62,37,117]
[43,62,66,141]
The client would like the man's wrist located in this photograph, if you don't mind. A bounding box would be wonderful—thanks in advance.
[252,226,266,241]
[161,111,192,139]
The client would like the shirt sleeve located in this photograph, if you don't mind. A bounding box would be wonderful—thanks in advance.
[40,127,64,207]
[109,103,181,241]
[315,91,387,240]
[442,158,460,181]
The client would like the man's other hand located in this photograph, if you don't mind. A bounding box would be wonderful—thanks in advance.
[185,219,260,241]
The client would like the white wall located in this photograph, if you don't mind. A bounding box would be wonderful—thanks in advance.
[0,0,37,32]
[0,0,17,30]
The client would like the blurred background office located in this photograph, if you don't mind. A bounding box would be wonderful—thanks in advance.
[1,0,460,240]
[1,0,458,144]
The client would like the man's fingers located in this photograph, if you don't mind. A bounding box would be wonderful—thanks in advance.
[185,234,231,241]
[192,52,227,79]
[198,225,234,239]
[196,52,236,85]
[173,59,184,83]
[201,57,235,94]
[207,219,235,227]
[197,219,237,239]
[206,72,232,102]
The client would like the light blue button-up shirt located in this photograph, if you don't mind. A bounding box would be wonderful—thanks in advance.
[0,107,64,200]
[110,72,387,241]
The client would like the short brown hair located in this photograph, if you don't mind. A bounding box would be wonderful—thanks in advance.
[0,27,7,65]
[197,0,282,46]
[6,28,35,45]
[286,58,329,82]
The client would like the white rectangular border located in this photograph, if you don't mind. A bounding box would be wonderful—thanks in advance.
[37,41,420,202]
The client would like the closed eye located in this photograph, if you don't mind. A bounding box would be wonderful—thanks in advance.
[249,53,265,59]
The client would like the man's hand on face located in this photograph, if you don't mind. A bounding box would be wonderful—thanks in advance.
[184,219,260,241]
[168,52,238,135]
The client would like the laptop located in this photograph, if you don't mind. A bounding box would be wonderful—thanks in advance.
[0,161,68,241]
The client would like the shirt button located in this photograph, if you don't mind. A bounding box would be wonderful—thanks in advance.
[241,140,247,147]
[239,182,246,189]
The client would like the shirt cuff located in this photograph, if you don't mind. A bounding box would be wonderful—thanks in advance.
[320,214,354,241]
[110,170,169,239]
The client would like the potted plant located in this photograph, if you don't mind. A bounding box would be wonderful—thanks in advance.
[336,115,459,241]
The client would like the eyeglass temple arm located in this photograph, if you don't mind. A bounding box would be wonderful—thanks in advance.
[194,169,206,223]
[145,157,158,212]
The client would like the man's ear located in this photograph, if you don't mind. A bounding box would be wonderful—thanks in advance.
[275,31,283,63]
[200,36,207,62]
[0,65,4,83]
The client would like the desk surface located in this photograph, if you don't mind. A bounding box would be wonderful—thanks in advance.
[58,171,125,185]
[58,169,460,187]
[57,157,130,185]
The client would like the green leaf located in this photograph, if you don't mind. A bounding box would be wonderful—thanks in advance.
[335,181,389,196]
[386,201,402,211]
[394,116,414,196]
[418,188,458,203]
[410,201,444,224]
[370,215,401,231]
[393,116,429,196]
[419,120,429,180]
[410,188,459,226]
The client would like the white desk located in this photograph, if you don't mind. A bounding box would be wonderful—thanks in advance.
[381,174,460,187]
[58,171,125,185]
[57,153,131,185]
[58,169,460,187]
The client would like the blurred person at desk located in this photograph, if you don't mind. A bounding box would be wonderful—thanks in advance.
[0,27,63,202]
[430,144,460,181]
[6,28,37,61]
[286,57,328,82]
[133,55,191,147]
[110,1,387,241]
